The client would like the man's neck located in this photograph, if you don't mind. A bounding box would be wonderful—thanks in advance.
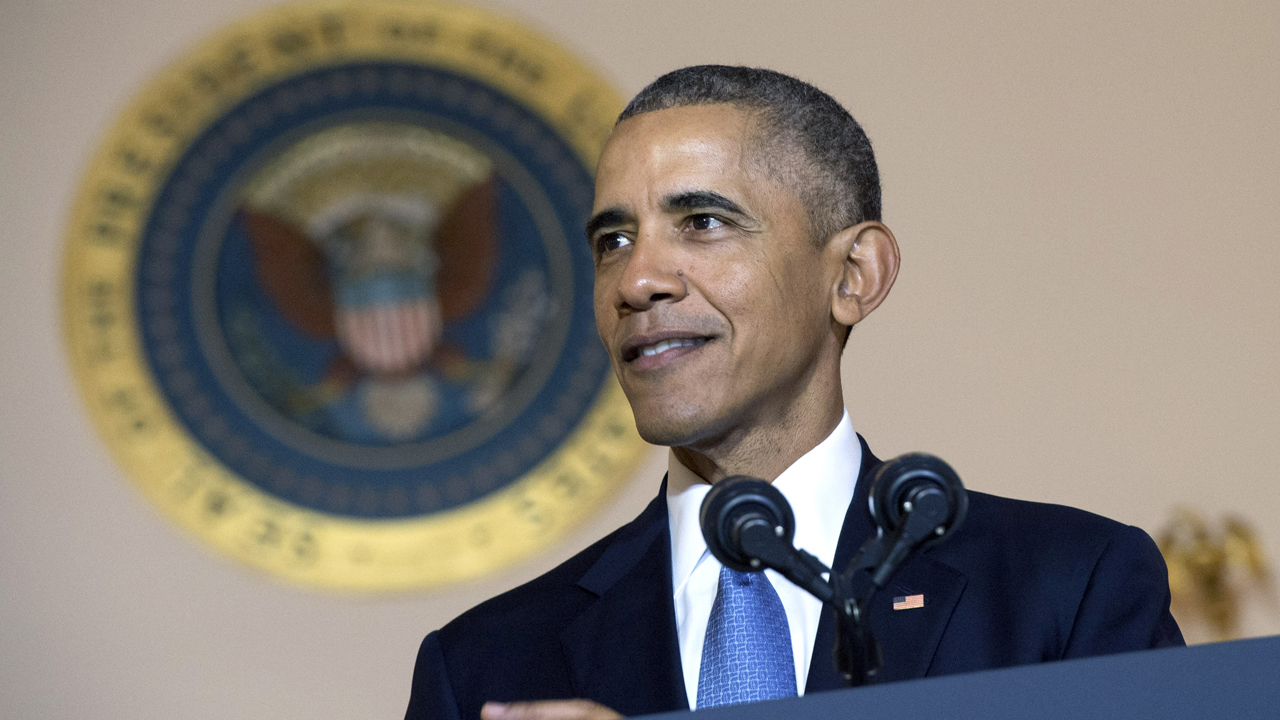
[671,398,844,484]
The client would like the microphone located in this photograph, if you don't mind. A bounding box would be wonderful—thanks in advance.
[864,453,968,588]
[699,476,833,603]
[697,458,968,689]
[831,453,968,685]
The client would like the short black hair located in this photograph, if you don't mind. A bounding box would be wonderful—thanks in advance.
[618,65,880,242]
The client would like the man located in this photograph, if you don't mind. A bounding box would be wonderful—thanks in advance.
[405,66,1183,720]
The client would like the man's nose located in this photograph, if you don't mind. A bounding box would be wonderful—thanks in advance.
[615,235,687,311]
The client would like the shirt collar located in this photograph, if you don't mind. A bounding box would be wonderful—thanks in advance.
[666,410,862,596]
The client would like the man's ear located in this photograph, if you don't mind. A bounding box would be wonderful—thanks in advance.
[828,221,900,327]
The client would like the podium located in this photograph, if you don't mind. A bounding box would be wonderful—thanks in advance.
[640,635,1280,719]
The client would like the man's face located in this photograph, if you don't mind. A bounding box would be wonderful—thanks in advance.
[589,104,838,448]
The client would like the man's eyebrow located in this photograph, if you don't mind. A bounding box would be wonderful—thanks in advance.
[585,207,631,240]
[661,190,748,217]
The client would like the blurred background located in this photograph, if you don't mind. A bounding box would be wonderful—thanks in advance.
[1,0,1277,718]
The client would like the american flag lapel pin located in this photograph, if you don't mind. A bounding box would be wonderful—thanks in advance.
[893,594,925,610]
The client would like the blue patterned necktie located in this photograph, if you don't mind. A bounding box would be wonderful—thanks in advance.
[696,565,798,709]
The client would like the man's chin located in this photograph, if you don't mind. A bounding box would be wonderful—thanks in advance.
[631,408,720,449]
[633,423,688,448]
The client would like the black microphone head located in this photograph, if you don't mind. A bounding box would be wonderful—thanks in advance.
[869,453,968,548]
[699,475,796,573]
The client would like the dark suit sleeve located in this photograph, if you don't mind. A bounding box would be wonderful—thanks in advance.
[1062,524,1185,658]
[406,632,463,720]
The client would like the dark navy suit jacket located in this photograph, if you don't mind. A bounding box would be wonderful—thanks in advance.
[406,437,1184,719]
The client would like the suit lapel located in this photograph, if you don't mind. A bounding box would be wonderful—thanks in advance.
[561,479,688,715]
[805,435,968,692]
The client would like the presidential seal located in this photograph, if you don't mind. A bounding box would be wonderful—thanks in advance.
[61,0,648,591]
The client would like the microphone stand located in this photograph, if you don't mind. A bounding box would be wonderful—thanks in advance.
[827,533,893,686]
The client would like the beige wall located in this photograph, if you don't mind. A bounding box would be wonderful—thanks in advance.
[2,0,1277,718]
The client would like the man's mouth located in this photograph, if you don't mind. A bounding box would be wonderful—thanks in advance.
[620,334,713,364]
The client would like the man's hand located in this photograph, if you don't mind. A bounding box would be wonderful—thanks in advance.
[480,699,623,720]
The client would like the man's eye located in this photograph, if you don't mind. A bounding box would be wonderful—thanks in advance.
[595,232,632,254]
[689,214,724,231]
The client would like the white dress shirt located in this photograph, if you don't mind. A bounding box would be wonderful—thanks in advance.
[666,410,862,709]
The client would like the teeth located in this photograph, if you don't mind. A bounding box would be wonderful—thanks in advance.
[641,338,701,357]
